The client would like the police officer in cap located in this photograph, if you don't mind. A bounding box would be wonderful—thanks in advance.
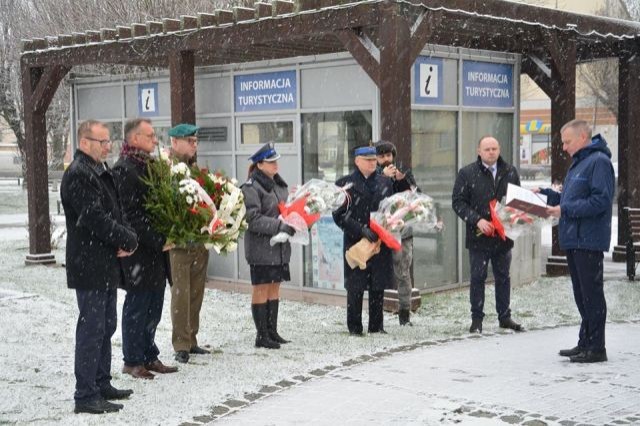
[241,142,294,349]
[333,144,393,335]
[167,123,212,363]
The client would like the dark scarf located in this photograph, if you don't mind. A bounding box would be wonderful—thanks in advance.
[120,143,152,167]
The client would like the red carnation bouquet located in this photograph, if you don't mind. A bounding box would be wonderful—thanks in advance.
[346,191,437,269]
[479,199,557,241]
[270,179,352,246]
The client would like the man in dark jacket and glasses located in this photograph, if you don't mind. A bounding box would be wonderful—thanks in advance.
[61,120,138,414]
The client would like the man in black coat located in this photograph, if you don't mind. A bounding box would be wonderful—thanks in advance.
[333,145,393,335]
[61,120,138,414]
[452,136,523,334]
[113,118,178,380]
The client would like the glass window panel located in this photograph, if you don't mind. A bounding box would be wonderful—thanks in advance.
[301,110,372,289]
[411,110,459,288]
[240,121,293,145]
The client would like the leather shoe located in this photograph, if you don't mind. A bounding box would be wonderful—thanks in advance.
[189,345,211,355]
[175,351,189,363]
[145,359,178,374]
[100,384,133,400]
[499,317,524,332]
[74,397,123,414]
[469,318,483,333]
[570,349,608,363]
[122,364,154,380]
[559,346,584,357]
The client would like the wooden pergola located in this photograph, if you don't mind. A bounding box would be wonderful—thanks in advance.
[21,0,640,275]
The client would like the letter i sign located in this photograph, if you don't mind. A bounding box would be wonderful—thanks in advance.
[419,64,438,98]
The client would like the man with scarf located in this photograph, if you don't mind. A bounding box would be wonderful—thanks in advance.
[113,118,178,379]
[333,145,393,335]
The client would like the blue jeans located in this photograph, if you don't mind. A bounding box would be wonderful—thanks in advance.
[122,286,165,366]
[74,288,117,401]
[566,249,607,351]
[469,248,512,321]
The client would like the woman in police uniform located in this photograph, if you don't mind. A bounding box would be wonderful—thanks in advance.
[241,142,295,349]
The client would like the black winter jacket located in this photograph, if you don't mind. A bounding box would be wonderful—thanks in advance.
[61,150,137,290]
[241,169,291,266]
[333,169,394,292]
[113,155,171,291]
[452,156,520,251]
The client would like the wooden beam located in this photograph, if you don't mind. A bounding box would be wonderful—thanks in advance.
[616,47,640,252]
[334,28,380,86]
[521,54,554,98]
[20,62,69,265]
[21,2,380,67]
[379,2,412,167]
[169,51,195,126]
[408,9,440,64]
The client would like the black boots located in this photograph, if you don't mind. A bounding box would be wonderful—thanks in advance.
[267,299,290,344]
[398,309,412,326]
[469,318,483,333]
[251,303,280,349]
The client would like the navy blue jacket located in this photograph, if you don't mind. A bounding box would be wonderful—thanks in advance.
[333,169,393,292]
[540,134,615,252]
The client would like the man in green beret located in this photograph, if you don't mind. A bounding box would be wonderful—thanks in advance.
[167,123,211,363]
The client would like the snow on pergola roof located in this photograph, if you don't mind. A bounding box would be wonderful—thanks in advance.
[20,0,640,68]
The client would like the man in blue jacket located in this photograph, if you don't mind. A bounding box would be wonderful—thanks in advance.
[539,119,615,363]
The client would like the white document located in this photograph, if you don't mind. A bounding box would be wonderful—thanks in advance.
[505,183,549,218]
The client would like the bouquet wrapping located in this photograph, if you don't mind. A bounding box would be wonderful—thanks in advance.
[480,199,557,241]
[345,191,438,270]
[144,151,247,254]
[270,179,352,246]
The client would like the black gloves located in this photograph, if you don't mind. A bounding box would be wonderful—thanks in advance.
[361,226,379,243]
[279,223,296,236]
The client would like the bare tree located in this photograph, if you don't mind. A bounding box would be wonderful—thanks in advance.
[1,0,257,175]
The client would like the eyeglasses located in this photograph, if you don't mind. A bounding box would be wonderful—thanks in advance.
[85,136,113,146]
[180,137,198,146]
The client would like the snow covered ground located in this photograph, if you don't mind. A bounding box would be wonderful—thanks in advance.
[1,182,638,425]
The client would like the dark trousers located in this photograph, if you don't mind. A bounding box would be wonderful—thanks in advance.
[469,248,512,321]
[566,249,607,351]
[122,286,165,366]
[74,287,117,402]
[347,289,384,333]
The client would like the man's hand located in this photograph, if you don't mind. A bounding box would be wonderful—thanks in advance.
[382,165,397,178]
[477,218,495,236]
[117,248,135,257]
[546,205,561,218]
[162,243,175,252]
[531,187,541,193]
[395,170,406,180]
[361,226,379,243]
[279,223,296,236]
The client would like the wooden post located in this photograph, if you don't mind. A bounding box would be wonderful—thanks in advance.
[613,48,640,262]
[378,1,412,168]
[21,63,70,265]
[169,51,196,125]
[545,37,576,276]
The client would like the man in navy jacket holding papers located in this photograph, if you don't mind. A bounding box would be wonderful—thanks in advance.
[538,119,615,363]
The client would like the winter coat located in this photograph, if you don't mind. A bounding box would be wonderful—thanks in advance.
[112,155,171,291]
[452,155,521,251]
[540,134,615,252]
[61,150,138,290]
[241,169,292,266]
[332,169,394,292]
